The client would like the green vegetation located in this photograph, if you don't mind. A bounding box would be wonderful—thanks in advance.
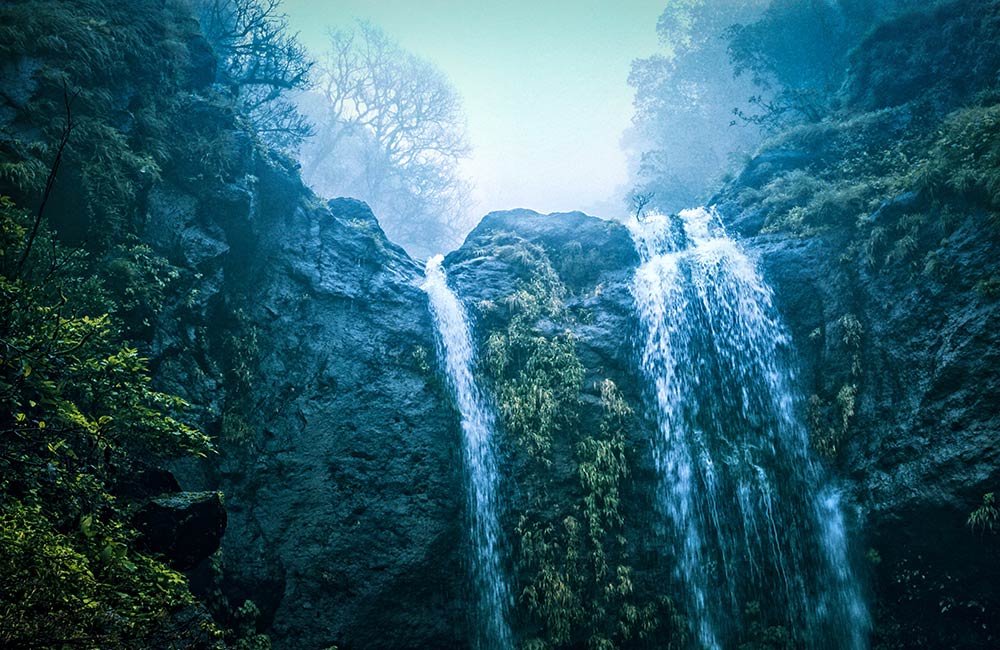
[0,196,219,647]
[733,18,1000,272]
[0,0,199,247]
[968,493,998,534]
[219,308,262,446]
[0,1,287,644]
[736,601,793,650]
[716,4,1000,645]
[727,6,1000,469]
[807,314,863,459]
[0,0,302,246]
[479,237,684,650]
[0,0,269,443]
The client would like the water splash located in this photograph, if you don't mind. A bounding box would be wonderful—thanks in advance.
[630,208,868,649]
[422,254,513,650]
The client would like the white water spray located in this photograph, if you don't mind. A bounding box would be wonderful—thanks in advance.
[422,254,513,650]
[630,208,868,649]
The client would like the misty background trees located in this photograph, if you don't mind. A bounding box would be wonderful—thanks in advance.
[192,3,471,259]
[626,0,767,215]
[625,0,914,215]
[295,22,471,259]
[190,0,928,257]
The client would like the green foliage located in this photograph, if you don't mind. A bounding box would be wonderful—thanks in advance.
[975,276,1000,298]
[968,493,998,533]
[726,0,915,129]
[230,600,273,650]
[739,93,1000,277]
[808,314,863,459]
[0,140,48,195]
[480,240,683,649]
[0,502,213,649]
[410,345,431,375]
[844,0,1000,112]
[554,240,606,294]
[103,242,181,335]
[219,308,262,446]
[736,601,794,650]
[0,197,217,647]
[484,242,582,465]
[0,0,243,247]
[918,103,1000,211]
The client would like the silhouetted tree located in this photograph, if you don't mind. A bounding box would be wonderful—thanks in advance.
[196,0,313,151]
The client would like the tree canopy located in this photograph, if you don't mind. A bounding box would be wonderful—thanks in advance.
[0,193,218,648]
[196,0,314,152]
[297,21,471,258]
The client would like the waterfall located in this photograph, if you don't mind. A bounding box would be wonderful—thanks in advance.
[422,254,513,650]
[630,208,868,649]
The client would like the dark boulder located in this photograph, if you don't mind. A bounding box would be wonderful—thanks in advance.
[134,491,227,571]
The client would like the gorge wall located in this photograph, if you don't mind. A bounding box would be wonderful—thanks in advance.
[1,1,998,648]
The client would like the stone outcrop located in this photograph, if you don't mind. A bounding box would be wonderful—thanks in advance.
[134,491,227,570]
[144,137,472,648]
[714,193,1000,647]
[438,190,1000,647]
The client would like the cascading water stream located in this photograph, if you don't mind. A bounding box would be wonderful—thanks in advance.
[630,208,868,649]
[422,254,513,650]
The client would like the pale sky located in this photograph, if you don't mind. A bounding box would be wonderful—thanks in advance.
[281,0,665,222]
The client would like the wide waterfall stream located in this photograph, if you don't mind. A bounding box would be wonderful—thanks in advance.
[630,208,869,649]
[422,255,513,650]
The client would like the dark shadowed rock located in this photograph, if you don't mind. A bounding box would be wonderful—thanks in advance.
[134,491,227,571]
[734,149,816,190]
[446,209,642,388]
[454,208,639,294]
[717,180,1000,648]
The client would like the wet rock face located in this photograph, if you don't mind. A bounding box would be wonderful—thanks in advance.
[715,188,1000,646]
[447,209,642,385]
[225,196,469,650]
[459,208,640,293]
[444,209,668,606]
[145,124,471,647]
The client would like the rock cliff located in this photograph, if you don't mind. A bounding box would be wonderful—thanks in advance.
[1,1,998,648]
[146,147,473,648]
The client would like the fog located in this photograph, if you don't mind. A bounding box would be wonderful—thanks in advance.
[269,1,918,260]
[280,0,665,235]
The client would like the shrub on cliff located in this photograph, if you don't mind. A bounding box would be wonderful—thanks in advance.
[0,195,219,647]
[480,238,685,650]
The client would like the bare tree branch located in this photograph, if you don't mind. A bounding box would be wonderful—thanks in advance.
[297,21,471,254]
[194,0,314,151]
[16,82,78,279]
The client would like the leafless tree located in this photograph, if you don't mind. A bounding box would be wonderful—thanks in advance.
[631,192,654,223]
[297,22,471,257]
[196,0,313,151]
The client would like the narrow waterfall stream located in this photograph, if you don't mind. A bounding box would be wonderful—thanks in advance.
[422,255,513,650]
[630,208,869,649]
